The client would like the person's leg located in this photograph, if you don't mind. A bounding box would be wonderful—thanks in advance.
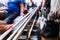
[37,29,41,40]
[46,7,50,18]
[4,14,19,24]
[1,13,10,20]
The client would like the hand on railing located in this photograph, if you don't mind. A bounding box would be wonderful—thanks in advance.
[6,24,14,31]
[0,25,6,33]
[0,24,13,33]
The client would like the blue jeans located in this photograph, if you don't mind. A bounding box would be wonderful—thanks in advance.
[1,13,19,24]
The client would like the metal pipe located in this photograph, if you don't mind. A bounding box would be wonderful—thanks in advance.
[28,16,36,39]
[0,7,38,40]
[7,8,34,40]
[13,7,38,40]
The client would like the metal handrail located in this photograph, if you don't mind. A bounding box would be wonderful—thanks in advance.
[7,8,35,40]
[0,7,39,40]
[28,16,36,39]
[13,7,38,40]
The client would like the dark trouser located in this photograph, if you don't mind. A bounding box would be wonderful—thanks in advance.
[0,13,19,24]
[1,13,19,40]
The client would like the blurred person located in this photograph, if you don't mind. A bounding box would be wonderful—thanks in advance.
[41,0,59,40]
[44,0,51,18]
[0,3,8,19]
[41,0,51,18]
[27,0,37,10]
[0,0,25,24]
[37,0,59,40]
[0,0,25,33]
[47,0,60,39]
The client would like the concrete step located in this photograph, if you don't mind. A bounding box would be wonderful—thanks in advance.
[30,35,38,40]
[18,35,27,40]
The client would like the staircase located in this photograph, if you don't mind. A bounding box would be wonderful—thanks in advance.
[18,19,41,40]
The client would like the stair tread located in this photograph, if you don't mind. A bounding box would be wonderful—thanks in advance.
[30,35,38,40]
[19,35,27,39]
[24,29,37,32]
